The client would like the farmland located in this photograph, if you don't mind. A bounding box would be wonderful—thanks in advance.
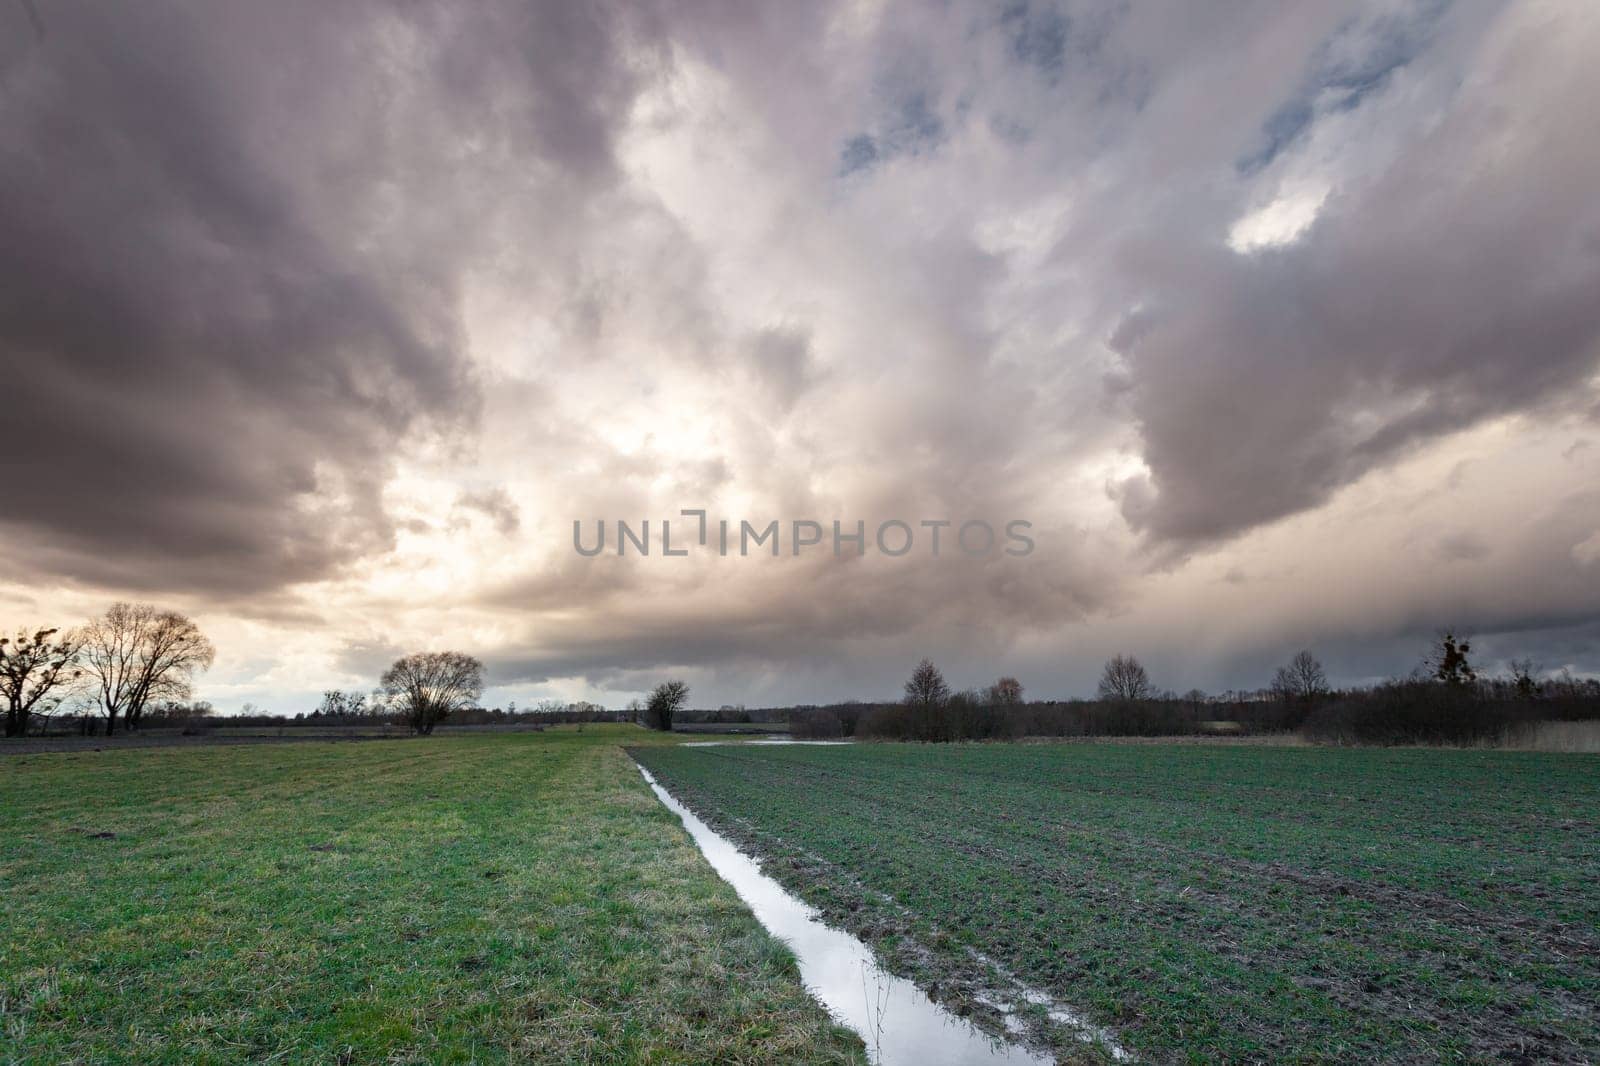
[6,728,1597,1065]
[0,728,863,1064]
[633,742,1600,1064]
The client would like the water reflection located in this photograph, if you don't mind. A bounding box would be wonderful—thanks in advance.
[681,738,854,747]
[636,764,1054,1065]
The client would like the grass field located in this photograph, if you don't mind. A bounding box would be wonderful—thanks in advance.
[632,742,1600,1064]
[0,727,864,1064]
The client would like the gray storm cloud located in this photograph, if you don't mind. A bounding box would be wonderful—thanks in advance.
[0,0,646,594]
[1107,2,1600,547]
[2,0,1598,705]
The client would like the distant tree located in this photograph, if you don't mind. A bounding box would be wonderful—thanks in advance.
[1097,654,1151,701]
[1428,631,1477,687]
[986,676,1024,705]
[79,604,215,734]
[316,690,367,717]
[904,659,950,707]
[381,652,485,735]
[145,699,215,733]
[0,627,83,737]
[1508,658,1541,699]
[1272,650,1329,703]
[645,681,689,731]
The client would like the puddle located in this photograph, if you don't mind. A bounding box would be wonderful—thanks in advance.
[636,763,1057,1065]
[682,738,854,747]
[988,986,1133,1063]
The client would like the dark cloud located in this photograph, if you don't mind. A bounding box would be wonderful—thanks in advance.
[1111,5,1600,548]
[0,0,648,596]
[481,538,1115,692]
[1433,532,1490,564]
[743,327,817,413]
[5,0,1598,709]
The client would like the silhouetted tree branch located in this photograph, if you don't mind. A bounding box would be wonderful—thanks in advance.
[0,626,82,737]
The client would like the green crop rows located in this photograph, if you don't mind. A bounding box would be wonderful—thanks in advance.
[632,742,1600,1064]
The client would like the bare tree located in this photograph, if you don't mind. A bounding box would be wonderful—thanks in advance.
[1097,654,1151,701]
[1271,650,1329,703]
[1508,657,1541,699]
[315,690,368,717]
[1,627,82,737]
[904,659,950,707]
[381,652,485,735]
[646,681,689,731]
[986,676,1024,705]
[127,610,214,731]
[80,604,215,735]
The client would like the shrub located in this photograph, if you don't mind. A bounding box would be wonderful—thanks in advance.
[1301,681,1531,745]
[791,708,843,739]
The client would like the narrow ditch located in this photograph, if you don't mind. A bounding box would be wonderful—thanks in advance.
[635,761,1128,1065]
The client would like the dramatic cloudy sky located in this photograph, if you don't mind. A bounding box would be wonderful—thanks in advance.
[3,0,1598,711]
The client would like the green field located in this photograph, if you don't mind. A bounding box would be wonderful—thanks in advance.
[7,732,1598,1065]
[0,728,863,1064]
[633,742,1600,1064]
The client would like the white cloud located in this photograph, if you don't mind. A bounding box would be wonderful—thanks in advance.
[1228,184,1329,252]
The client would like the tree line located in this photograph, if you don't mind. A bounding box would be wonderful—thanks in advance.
[791,634,1599,743]
[1,606,499,739]
[10,612,1592,745]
